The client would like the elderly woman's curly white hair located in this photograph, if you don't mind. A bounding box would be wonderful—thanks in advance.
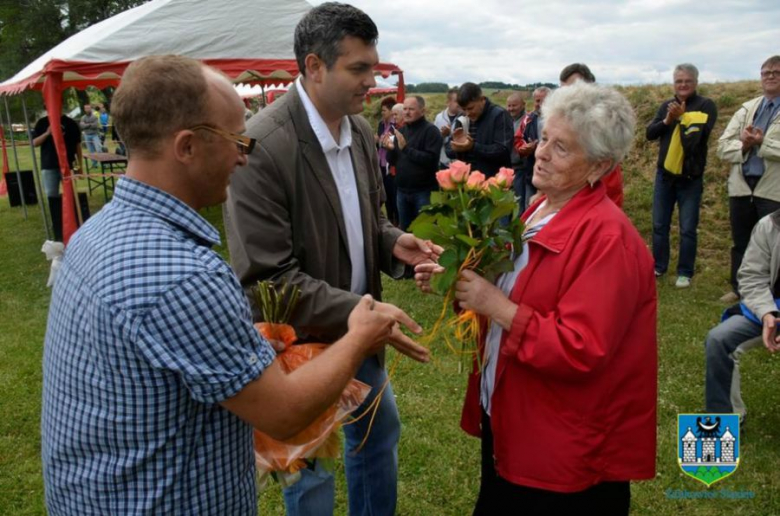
[541,83,636,167]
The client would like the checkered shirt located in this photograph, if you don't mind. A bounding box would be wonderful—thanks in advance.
[42,177,275,515]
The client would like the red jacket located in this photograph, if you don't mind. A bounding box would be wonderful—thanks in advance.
[602,164,624,208]
[461,182,657,493]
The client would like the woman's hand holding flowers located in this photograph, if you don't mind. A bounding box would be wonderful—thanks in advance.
[455,270,518,331]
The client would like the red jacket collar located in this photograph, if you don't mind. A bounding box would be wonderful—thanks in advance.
[522,182,607,254]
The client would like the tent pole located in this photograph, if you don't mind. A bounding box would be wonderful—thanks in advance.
[3,96,28,219]
[261,84,266,108]
[22,97,52,239]
[397,72,406,103]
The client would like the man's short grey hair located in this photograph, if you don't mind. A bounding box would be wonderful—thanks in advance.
[762,55,780,70]
[541,82,636,166]
[674,63,699,81]
[534,86,552,96]
[411,95,426,108]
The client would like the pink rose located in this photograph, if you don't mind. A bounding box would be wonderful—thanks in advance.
[482,176,500,191]
[466,171,486,191]
[495,167,515,189]
[436,170,457,191]
[449,160,471,183]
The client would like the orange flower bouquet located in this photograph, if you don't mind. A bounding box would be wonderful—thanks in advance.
[251,281,371,487]
[409,161,524,366]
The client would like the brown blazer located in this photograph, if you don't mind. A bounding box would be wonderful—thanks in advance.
[224,83,403,345]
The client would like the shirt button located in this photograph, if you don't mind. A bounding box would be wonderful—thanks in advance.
[248,353,258,364]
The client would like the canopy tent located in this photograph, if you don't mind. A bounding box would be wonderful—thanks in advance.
[0,0,405,243]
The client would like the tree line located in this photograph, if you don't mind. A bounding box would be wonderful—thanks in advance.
[0,0,148,120]
[406,81,557,93]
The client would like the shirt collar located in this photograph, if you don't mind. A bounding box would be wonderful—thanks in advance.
[762,95,780,108]
[112,176,221,246]
[296,76,352,153]
[522,182,607,254]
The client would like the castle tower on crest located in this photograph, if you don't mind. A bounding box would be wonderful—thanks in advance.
[682,428,697,463]
[721,427,735,462]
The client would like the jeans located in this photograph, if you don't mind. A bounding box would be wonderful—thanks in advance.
[84,133,102,166]
[283,355,400,516]
[729,195,780,292]
[652,171,703,278]
[42,168,61,198]
[704,315,763,418]
[397,188,433,231]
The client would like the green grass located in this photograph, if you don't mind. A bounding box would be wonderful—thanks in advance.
[2,81,780,514]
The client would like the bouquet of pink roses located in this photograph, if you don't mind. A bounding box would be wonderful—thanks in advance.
[409,161,524,361]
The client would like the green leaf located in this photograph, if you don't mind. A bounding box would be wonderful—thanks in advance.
[481,256,517,283]
[412,221,444,241]
[489,203,516,223]
[489,187,514,203]
[418,203,449,216]
[484,258,516,275]
[493,228,513,241]
[478,203,494,226]
[462,209,480,225]
[456,234,479,247]
[440,218,462,237]
[431,265,458,295]
[438,248,458,269]
[409,212,435,230]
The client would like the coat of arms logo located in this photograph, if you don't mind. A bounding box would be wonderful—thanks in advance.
[678,414,740,487]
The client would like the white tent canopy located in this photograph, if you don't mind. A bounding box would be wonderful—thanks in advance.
[0,0,404,94]
[0,0,315,92]
[0,0,405,242]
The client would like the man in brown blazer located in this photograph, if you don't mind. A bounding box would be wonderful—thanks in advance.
[224,3,437,515]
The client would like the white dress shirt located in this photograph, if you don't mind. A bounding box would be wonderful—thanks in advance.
[296,78,367,295]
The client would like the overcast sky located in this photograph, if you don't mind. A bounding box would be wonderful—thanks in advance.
[312,0,779,86]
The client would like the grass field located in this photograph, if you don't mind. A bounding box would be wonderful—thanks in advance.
[1,82,779,514]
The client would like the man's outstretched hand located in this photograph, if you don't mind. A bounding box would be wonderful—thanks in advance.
[393,233,443,267]
[372,300,430,363]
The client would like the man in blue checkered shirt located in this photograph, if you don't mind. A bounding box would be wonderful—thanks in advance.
[41,55,425,515]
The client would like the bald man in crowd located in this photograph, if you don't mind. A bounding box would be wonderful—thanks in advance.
[506,92,527,209]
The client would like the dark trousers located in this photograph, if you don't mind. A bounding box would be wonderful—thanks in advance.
[382,167,398,226]
[729,194,780,292]
[474,410,630,516]
[397,188,433,231]
[652,171,703,278]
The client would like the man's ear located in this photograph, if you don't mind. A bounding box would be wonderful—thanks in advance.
[304,54,324,82]
[173,130,197,164]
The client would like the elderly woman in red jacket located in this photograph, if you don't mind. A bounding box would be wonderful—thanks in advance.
[417,83,657,515]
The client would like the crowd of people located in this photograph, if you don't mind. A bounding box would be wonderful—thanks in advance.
[37,0,780,514]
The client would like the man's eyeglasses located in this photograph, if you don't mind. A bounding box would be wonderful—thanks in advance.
[761,70,780,79]
[189,125,256,155]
